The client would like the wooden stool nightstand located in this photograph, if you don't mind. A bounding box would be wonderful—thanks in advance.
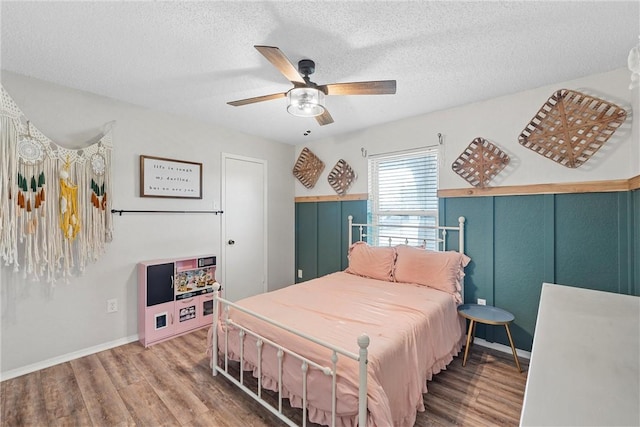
[457,303,522,372]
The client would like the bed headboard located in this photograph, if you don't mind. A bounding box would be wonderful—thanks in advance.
[347,215,466,254]
[348,215,468,303]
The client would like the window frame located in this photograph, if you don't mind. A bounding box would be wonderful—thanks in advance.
[367,147,439,249]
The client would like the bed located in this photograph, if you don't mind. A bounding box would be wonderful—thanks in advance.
[208,216,469,427]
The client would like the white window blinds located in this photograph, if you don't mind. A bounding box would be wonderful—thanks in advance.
[368,148,439,249]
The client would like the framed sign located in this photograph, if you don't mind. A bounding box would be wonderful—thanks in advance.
[140,155,202,199]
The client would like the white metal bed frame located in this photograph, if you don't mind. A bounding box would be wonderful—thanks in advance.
[348,215,466,253]
[211,216,466,427]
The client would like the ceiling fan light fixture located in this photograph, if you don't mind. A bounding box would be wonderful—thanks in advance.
[287,87,325,117]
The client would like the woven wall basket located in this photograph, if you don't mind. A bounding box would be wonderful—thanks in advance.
[292,147,324,189]
[452,137,510,188]
[518,89,627,168]
[328,159,356,196]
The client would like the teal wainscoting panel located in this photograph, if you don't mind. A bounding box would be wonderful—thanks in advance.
[441,197,496,342]
[295,202,318,283]
[340,201,368,271]
[443,190,636,352]
[295,200,367,281]
[555,193,625,294]
[317,202,342,277]
[617,192,632,295]
[441,197,495,306]
[494,195,546,351]
[543,194,556,284]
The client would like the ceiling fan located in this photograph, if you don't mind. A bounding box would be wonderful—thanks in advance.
[227,45,397,126]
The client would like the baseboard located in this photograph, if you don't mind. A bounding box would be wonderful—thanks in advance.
[0,334,139,381]
[473,337,531,359]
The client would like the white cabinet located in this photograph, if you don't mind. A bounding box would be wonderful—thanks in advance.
[138,255,217,347]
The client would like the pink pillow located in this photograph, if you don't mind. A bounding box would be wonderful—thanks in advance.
[345,241,396,282]
[394,245,470,302]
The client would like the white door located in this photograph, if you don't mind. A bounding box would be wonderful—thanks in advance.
[222,154,267,302]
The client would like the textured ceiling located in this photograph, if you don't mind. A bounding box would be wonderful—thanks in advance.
[1,1,638,145]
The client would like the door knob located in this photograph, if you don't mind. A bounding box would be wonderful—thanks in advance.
[228,239,235,245]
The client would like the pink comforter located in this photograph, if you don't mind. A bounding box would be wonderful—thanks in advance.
[210,271,464,427]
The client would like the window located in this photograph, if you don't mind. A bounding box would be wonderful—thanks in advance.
[367,148,439,249]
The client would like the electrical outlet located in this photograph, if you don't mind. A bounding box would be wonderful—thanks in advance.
[297,269,303,279]
[477,298,486,306]
[107,298,118,313]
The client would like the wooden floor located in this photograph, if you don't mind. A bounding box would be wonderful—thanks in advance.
[1,328,528,426]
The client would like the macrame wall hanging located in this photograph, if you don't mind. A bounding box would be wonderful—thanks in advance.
[0,85,114,283]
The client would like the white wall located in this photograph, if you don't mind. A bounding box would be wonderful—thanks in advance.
[0,71,295,377]
[296,68,637,197]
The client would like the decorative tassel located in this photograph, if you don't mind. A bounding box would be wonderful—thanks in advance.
[27,218,37,235]
[18,173,27,192]
[101,193,107,210]
[26,198,31,212]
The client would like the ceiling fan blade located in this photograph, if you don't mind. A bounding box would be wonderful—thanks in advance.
[227,92,286,106]
[320,80,397,96]
[254,45,305,84]
[316,109,334,126]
